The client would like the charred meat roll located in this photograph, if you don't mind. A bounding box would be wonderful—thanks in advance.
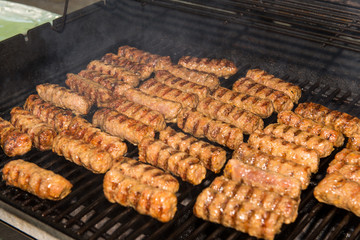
[331,148,360,166]
[197,96,264,134]
[246,69,301,103]
[93,108,155,145]
[138,137,207,185]
[0,117,32,157]
[248,132,320,173]
[178,56,237,78]
[10,107,57,151]
[347,134,360,152]
[327,161,360,183]
[103,169,177,222]
[2,159,72,200]
[277,110,345,147]
[233,77,293,112]
[139,78,199,109]
[36,83,92,115]
[177,108,243,150]
[159,127,226,173]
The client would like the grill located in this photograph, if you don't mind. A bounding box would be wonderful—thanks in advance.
[1,0,360,239]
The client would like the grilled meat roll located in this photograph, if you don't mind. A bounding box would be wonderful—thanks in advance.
[0,117,32,157]
[246,69,301,103]
[177,108,243,150]
[233,77,293,112]
[53,134,113,174]
[331,148,360,166]
[98,96,166,131]
[139,78,199,109]
[36,83,92,115]
[277,110,345,147]
[347,133,360,151]
[103,170,177,222]
[248,132,320,173]
[10,107,57,151]
[159,127,226,173]
[93,108,155,145]
[197,97,264,134]
[327,161,360,183]
[138,137,207,185]
[211,87,274,118]
[264,123,334,158]
[295,102,360,137]
[233,143,311,189]
[2,159,72,200]
[178,56,237,78]
[154,70,210,100]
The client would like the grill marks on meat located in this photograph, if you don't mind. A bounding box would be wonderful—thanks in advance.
[211,87,274,118]
[138,137,206,185]
[177,108,243,150]
[178,56,237,78]
[2,160,72,200]
[10,107,57,151]
[246,69,302,103]
[36,83,92,115]
[347,134,360,151]
[0,117,32,157]
[233,77,293,112]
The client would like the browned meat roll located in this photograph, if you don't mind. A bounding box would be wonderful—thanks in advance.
[177,108,243,150]
[327,162,360,183]
[248,132,320,173]
[92,108,155,145]
[277,110,345,147]
[138,137,207,185]
[36,83,92,115]
[10,107,57,151]
[331,148,360,166]
[233,77,293,112]
[233,143,311,189]
[295,102,360,137]
[0,117,32,157]
[246,69,302,103]
[347,134,360,151]
[2,159,72,200]
[139,78,199,109]
[154,70,210,100]
[159,127,226,173]
[196,96,264,134]
[327,149,360,177]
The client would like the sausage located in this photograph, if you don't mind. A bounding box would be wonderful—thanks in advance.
[10,107,57,151]
[138,137,206,185]
[248,132,320,173]
[36,83,92,115]
[177,108,243,150]
[347,134,360,151]
[327,162,360,183]
[2,159,72,200]
[277,110,345,147]
[246,69,301,103]
[327,149,360,175]
[159,126,226,173]
[211,87,274,118]
[92,108,155,145]
[233,77,293,112]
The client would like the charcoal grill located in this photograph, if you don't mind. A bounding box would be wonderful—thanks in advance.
[1,0,360,239]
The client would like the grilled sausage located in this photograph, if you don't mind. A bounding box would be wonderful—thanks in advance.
[246,69,301,103]
[196,96,264,134]
[233,143,311,189]
[248,132,320,173]
[264,123,334,158]
[36,83,92,115]
[0,117,32,157]
[154,70,210,100]
[295,102,360,137]
[331,148,360,166]
[327,161,360,183]
[277,110,345,147]
[103,169,177,222]
[10,107,57,151]
[139,78,199,109]
[159,127,226,173]
[92,108,155,145]
[177,108,243,150]
[2,159,72,200]
[347,134,360,152]
[98,96,166,131]
[138,137,206,185]
[233,77,293,112]
[327,149,360,175]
